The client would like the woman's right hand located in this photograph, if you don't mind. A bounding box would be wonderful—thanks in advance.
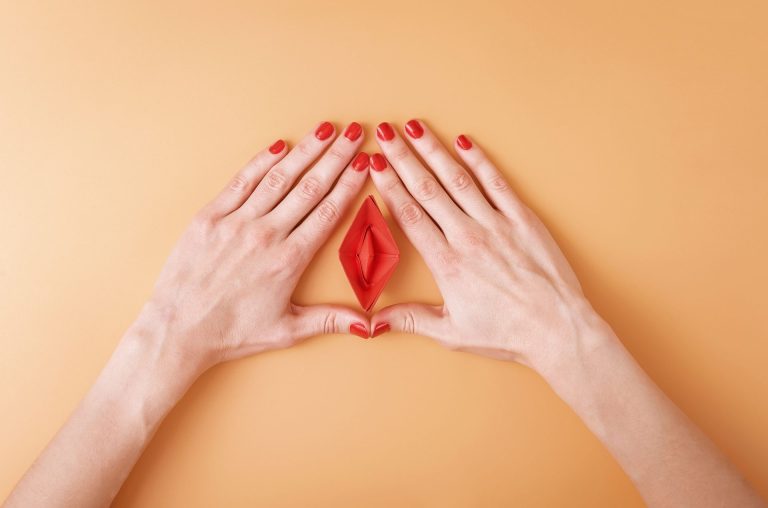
[368,120,613,373]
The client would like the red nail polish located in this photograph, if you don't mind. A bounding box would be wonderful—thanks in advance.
[377,122,395,141]
[370,153,387,171]
[344,122,363,141]
[457,134,472,150]
[352,152,369,172]
[269,139,285,154]
[405,120,423,139]
[350,322,369,339]
[372,322,390,338]
[315,121,334,140]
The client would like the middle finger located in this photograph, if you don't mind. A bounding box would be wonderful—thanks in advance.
[375,122,468,233]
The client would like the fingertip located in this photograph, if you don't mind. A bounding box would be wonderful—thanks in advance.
[352,151,370,172]
[405,119,424,139]
[344,122,364,142]
[456,134,473,150]
[268,139,286,154]
[370,152,388,172]
[349,322,370,339]
[315,121,335,141]
[376,122,395,142]
[371,322,391,338]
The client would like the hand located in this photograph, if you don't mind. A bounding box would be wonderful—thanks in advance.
[129,121,372,376]
[369,120,608,371]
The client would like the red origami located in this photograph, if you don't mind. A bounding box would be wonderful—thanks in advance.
[339,195,400,311]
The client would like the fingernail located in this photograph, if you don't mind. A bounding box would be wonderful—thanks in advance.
[372,322,390,338]
[315,121,334,140]
[344,122,363,141]
[349,322,369,339]
[405,120,423,139]
[457,134,472,150]
[352,152,369,172]
[376,122,395,141]
[269,139,285,154]
[370,153,387,171]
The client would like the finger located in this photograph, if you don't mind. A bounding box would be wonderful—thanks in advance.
[403,119,494,221]
[368,153,449,258]
[370,303,447,340]
[290,303,372,340]
[269,122,364,230]
[375,122,467,231]
[287,154,369,256]
[453,134,525,219]
[202,139,288,219]
[238,121,337,218]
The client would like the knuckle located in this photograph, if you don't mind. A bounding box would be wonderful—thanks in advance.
[392,147,410,161]
[488,173,509,192]
[327,147,346,160]
[336,172,357,190]
[242,153,266,175]
[229,174,249,192]
[192,212,216,235]
[424,140,440,155]
[450,171,471,192]
[398,202,424,226]
[460,230,487,249]
[402,311,416,335]
[436,248,461,270]
[298,176,323,200]
[514,205,536,227]
[384,176,401,193]
[463,231,485,246]
[275,241,304,275]
[297,142,313,156]
[316,200,340,226]
[488,210,512,231]
[251,225,278,246]
[323,313,338,334]
[265,169,288,192]
[415,177,439,201]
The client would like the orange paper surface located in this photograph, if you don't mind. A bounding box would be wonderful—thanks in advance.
[1,2,767,507]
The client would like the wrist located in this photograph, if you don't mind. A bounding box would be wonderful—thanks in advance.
[530,300,620,385]
[86,312,206,431]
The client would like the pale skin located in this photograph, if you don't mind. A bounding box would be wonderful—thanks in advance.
[3,120,763,507]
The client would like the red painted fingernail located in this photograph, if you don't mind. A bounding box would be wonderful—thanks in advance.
[352,152,369,172]
[457,134,472,150]
[370,153,387,171]
[344,122,362,141]
[405,120,423,139]
[315,121,334,140]
[372,322,390,338]
[350,322,369,339]
[377,122,395,141]
[269,139,285,154]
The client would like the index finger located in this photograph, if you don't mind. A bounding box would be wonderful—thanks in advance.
[287,153,370,258]
[368,153,449,259]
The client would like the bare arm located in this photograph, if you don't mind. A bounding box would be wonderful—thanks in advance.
[3,121,372,508]
[542,324,759,507]
[368,119,764,507]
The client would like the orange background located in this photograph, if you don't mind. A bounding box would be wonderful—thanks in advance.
[1,1,767,506]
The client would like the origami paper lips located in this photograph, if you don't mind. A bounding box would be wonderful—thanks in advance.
[339,195,400,311]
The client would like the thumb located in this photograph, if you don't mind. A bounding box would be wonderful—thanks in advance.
[290,303,371,340]
[370,303,447,339]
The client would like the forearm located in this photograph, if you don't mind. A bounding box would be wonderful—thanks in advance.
[537,316,763,508]
[4,317,201,508]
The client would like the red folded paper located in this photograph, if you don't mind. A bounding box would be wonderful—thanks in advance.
[339,195,400,311]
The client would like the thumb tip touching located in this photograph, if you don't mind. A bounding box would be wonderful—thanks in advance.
[294,302,443,340]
